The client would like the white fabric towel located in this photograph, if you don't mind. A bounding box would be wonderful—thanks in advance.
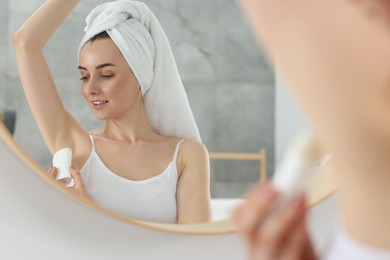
[78,0,201,141]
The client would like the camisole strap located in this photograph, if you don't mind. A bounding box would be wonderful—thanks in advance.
[88,135,96,152]
[172,139,186,162]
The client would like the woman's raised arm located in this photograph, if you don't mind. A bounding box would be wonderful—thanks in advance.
[13,0,90,162]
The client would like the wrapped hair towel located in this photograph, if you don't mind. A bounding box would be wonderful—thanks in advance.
[78,0,201,141]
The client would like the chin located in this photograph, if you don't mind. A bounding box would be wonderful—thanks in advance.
[93,113,110,121]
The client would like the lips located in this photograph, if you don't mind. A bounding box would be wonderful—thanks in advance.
[91,100,108,109]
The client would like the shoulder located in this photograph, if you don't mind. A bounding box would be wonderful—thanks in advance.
[176,140,210,179]
[178,139,209,165]
[181,139,208,154]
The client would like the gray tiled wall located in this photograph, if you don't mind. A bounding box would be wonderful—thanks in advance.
[2,0,275,198]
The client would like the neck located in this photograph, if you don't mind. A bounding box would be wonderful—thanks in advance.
[103,98,160,143]
[336,153,390,249]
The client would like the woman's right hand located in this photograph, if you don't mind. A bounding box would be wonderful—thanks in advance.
[48,166,91,201]
[232,182,317,260]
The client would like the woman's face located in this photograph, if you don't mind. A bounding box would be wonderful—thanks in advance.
[79,38,141,121]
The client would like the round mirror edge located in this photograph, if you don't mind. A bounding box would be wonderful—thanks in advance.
[0,122,237,236]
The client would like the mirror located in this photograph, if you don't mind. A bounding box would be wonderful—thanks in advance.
[2,0,335,225]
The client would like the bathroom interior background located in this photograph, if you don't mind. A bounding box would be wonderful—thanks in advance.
[0,0,275,198]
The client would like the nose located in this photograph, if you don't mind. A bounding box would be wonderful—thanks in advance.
[84,77,99,95]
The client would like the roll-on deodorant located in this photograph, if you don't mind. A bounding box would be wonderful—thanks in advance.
[272,133,323,204]
[52,148,74,187]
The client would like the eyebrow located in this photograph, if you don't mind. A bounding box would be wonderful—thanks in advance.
[78,63,116,70]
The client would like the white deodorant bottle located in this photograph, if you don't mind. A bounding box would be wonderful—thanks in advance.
[52,148,74,187]
[272,133,323,204]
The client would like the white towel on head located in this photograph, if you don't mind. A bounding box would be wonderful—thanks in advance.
[78,0,201,141]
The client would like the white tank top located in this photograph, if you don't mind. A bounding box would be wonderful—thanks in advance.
[80,135,185,223]
[324,227,390,260]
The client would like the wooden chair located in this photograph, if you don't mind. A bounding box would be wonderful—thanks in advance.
[209,149,267,183]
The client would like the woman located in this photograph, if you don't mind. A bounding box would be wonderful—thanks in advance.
[234,0,390,259]
[13,0,211,224]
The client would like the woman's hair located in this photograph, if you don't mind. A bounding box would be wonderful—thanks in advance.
[88,31,110,43]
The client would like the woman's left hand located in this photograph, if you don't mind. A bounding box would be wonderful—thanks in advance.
[48,165,91,200]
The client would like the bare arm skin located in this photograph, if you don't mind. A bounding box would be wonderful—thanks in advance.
[13,0,90,168]
[176,140,212,224]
